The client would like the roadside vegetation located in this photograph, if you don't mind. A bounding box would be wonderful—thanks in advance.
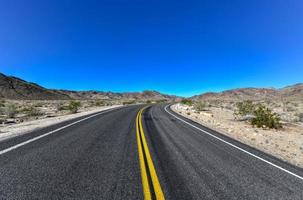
[123,100,136,105]
[194,101,208,112]
[181,99,193,106]
[26,106,43,117]
[235,100,282,129]
[68,101,81,113]
[4,104,18,118]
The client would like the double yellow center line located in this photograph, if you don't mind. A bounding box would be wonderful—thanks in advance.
[136,107,165,200]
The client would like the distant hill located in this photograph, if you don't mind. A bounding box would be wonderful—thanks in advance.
[0,73,180,101]
[0,73,70,100]
[58,89,180,101]
[191,84,303,102]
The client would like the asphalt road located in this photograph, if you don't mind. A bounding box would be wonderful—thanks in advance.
[0,104,302,199]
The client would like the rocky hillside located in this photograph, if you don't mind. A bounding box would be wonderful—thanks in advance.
[0,73,179,101]
[58,89,180,101]
[0,73,70,100]
[191,84,303,102]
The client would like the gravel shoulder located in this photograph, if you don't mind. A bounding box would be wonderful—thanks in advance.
[171,103,303,168]
[0,105,122,141]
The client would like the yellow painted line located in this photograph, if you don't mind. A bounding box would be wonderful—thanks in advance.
[136,107,165,200]
[136,108,152,200]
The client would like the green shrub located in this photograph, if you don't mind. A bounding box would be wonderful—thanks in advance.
[181,99,193,106]
[95,100,104,107]
[194,101,207,111]
[123,101,135,105]
[251,105,282,129]
[5,104,17,118]
[26,106,43,117]
[235,100,256,116]
[68,101,81,113]
[155,99,167,103]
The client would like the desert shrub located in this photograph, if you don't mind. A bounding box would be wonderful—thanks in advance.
[146,100,152,104]
[4,104,17,118]
[56,103,69,111]
[26,106,43,117]
[95,100,104,107]
[155,99,167,103]
[68,101,81,113]
[194,101,207,111]
[181,99,193,106]
[235,100,256,116]
[0,99,5,107]
[34,103,43,107]
[123,100,136,105]
[298,113,303,122]
[251,105,282,129]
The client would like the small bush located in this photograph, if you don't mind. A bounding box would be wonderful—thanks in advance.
[4,104,17,118]
[251,105,282,129]
[194,101,207,111]
[123,101,135,105]
[235,100,256,116]
[34,103,43,107]
[155,99,167,103]
[181,99,193,106]
[68,101,81,113]
[56,103,69,111]
[95,100,104,107]
[298,113,303,122]
[0,99,5,107]
[26,106,43,117]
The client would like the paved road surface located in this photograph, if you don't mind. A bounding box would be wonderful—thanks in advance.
[0,104,302,199]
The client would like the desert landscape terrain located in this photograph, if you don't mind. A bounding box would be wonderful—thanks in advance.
[172,84,303,167]
[0,73,178,140]
[1,72,303,168]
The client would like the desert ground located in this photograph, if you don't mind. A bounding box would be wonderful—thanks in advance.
[0,99,122,141]
[172,100,303,167]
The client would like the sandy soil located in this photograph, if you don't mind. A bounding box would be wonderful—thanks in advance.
[0,105,122,141]
[172,103,303,168]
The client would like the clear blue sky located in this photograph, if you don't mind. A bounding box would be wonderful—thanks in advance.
[0,0,302,97]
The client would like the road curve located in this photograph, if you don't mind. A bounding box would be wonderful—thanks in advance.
[0,104,302,199]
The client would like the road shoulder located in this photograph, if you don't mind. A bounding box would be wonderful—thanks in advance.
[0,105,122,142]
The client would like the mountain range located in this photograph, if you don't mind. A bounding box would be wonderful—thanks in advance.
[191,84,303,102]
[0,72,302,102]
[0,73,179,101]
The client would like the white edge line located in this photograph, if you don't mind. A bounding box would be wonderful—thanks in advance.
[0,107,121,155]
[164,104,303,181]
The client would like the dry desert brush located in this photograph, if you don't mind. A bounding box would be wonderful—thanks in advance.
[235,100,282,129]
[251,105,282,129]
[181,99,193,106]
[4,104,17,118]
[68,101,81,113]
